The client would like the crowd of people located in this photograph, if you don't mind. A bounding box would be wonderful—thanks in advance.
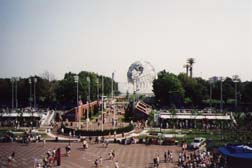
[177,150,225,168]
[41,148,61,168]
[151,149,225,168]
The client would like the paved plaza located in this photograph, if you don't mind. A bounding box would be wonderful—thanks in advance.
[0,142,182,168]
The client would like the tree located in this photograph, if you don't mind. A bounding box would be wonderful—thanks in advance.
[178,73,197,107]
[241,82,252,110]
[184,97,192,107]
[54,71,118,109]
[124,101,134,121]
[187,58,195,78]
[153,70,184,107]
[40,71,56,82]
[178,73,208,108]
[183,64,190,76]
[55,72,77,108]
[147,110,155,127]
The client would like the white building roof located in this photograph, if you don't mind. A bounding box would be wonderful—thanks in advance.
[1,112,43,118]
[159,113,231,120]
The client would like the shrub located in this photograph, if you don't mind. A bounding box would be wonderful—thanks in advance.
[61,124,134,136]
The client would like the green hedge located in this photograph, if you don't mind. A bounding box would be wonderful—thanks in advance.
[61,124,134,136]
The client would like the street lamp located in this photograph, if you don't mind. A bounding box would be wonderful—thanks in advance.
[15,77,20,109]
[111,72,115,128]
[33,77,37,109]
[209,77,214,111]
[209,76,219,112]
[101,76,104,132]
[219,77,224,112]
[86,76,90,130]
[111,72,114,99]
[10,77,15,111]
[28,78,32,108]
[96,78,99,100]
[74,75,80,129]
[233,75,240,111]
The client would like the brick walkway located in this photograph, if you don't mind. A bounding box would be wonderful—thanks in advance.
[0,142,181,168]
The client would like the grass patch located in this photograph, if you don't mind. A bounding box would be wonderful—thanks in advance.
[145,129,252,147]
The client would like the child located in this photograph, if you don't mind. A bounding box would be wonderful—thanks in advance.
[7,151,15,166]
[94,159,99,167]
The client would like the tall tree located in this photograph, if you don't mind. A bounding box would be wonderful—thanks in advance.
[153,70,184,107]
[183,64,190,76]
[241,81,252,110]
[178,73,208,108]
[55,71,118,109]
[187,58,195,78]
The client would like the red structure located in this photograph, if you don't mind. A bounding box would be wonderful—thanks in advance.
[64,101,99,122]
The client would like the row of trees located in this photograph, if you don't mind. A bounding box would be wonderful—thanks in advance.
[153,70,252,111]
[0,71,119,109]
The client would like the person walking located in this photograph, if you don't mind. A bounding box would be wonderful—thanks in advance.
[43,138,46,147]
[164,152,167,162]
[153,157,157,168]
[105,140,109,148]
[94,158,99,167]
[83,139,88,150]
[61,127,64,134]
[99,156,103,166]
[112,150,115,159]
[156,154,160,167]
[7,151,15,166]
[65,144,71,157]
[115,160,119,168]
[108,151,113,160]
[170,151,173,163]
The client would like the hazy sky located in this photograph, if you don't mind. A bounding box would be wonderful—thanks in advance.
[1,0,251,83]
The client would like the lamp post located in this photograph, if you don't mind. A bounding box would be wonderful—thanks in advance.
[15,77,20,109]
[74,75,80,129]
[233,75,239,111]
[111,72,115,128]
[111,72,114,99]
[219,77,224,112]
[209,77,214,111]
[101,76,104,132]
[10,77,15,111]
[33,78,37,109]
[96,78,99,100]
[28,78,32,108]
[28,78,33,129]
[86,76,90,130]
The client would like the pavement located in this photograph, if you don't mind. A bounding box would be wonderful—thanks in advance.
[0,142,182,168]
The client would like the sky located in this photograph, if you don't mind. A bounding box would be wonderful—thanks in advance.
[1,0,252,85]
